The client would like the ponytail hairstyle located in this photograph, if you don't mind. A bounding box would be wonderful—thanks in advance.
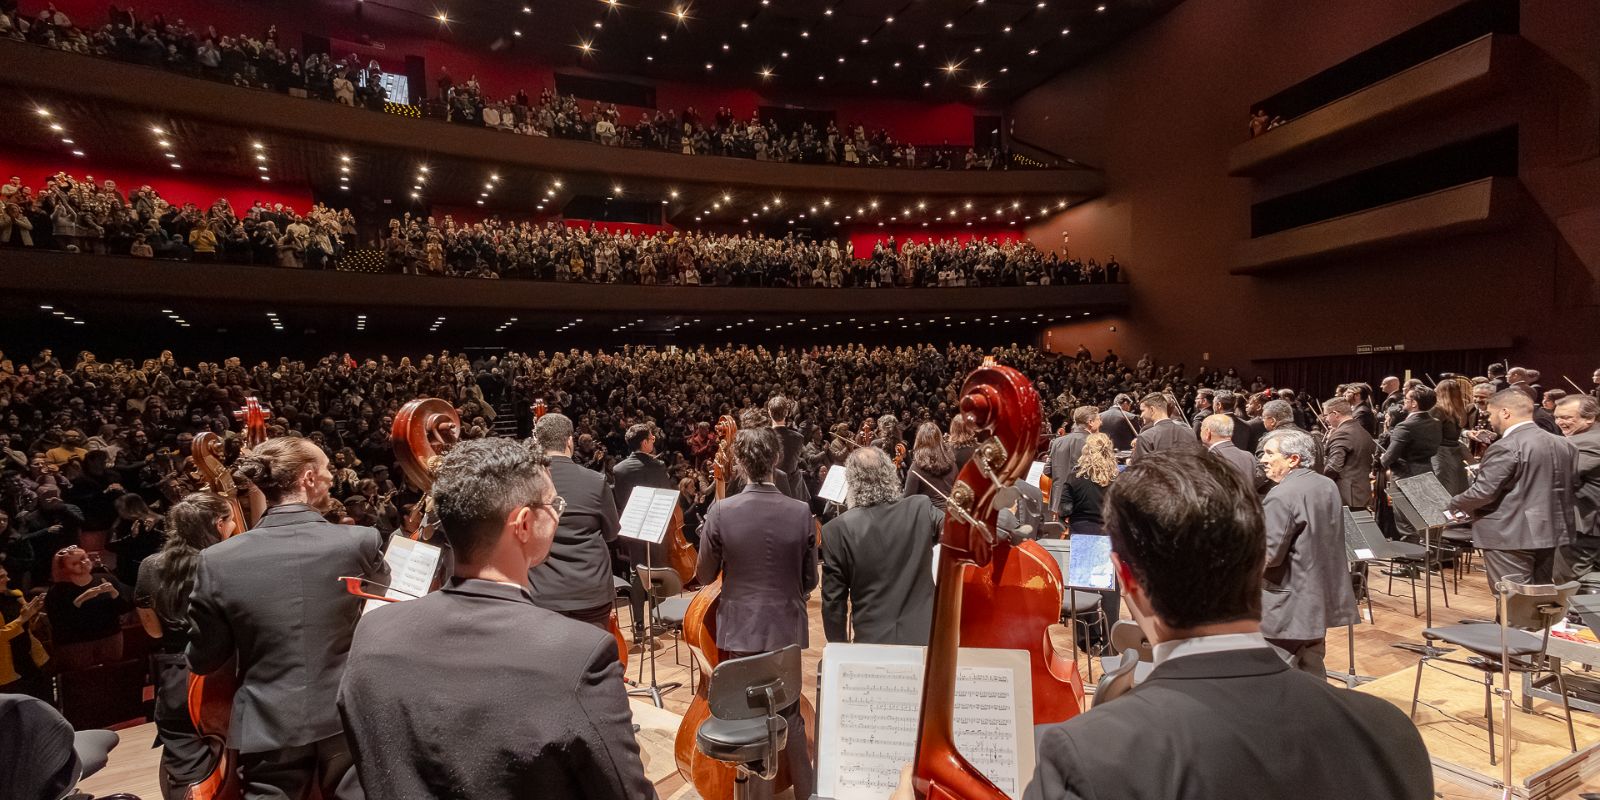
[232,436,320,505]
[154,492,231,625]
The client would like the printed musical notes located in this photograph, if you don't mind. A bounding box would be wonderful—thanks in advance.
[618,486,680,544]
[817,644,1035,800]
[819,465,849,504]
[363,535,443,614]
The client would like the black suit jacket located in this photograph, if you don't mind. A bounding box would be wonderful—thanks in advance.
[1097,409,1139,451]
[820,494,941,645]
[185,504,387,753]
[1207,440,1257,489]
[610,451,675,566]
[695,484,818,653]
[338,578,654,800]
[1380,412,1442,479]
[1023,647,1432,800]
[1132,418,1201,462]
[530,455,621,612]
[1323,419,1377,508]
[774,425,806,479]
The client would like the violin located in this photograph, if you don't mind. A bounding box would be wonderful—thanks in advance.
[674,417,819,799]
[913,365,1083,800]
[185,397,269,800]
[894,442,908,470]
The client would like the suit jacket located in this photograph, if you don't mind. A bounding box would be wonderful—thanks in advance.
[1229,412,1257,453]
[1132,418,1201,463]
[1042,428,1090,513]
[1261,469,1358,640]
[338,578,653,800]
[1380,412,1442,479]
[1353,403,1380,438]
[729,466,811,506]
[774,425,806,481]
[529,455,621,612]
[1451,423,1579,550]
[185,503,387,753]
[1323,419,1377,508]
[820,494,941,645]
[1098,409,1139,451]
[610,451,675,566]
[1022,647,1432,800]
[1570,425,1600,537]
[695,484,818,653]
[1208,440,1257,489]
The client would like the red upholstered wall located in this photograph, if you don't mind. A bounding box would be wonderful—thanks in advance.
[0,150,315,212]
[40,0,984,145]
[847,226,1023,259]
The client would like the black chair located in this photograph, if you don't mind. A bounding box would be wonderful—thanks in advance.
[695,645,803,800]
[0,693,132,800]
[1409,579,1580,766]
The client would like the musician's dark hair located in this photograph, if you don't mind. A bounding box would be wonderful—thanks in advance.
[1406,386,1437,412]
[625,423,655,452]
[1104,449,1265,629]
[432,438,552,564]
[766,395,796,424]
[532,412,574,453]
[1212,391,1236,413]
[153,491,230,626]
[733,427,779,483]
[232,436,321,505]
[910,421,954,476]
[739,407,773,430]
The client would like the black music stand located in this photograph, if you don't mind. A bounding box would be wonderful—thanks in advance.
[1390,473,1469,658]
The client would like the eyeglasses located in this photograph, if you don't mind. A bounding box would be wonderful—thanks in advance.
[530,495,566,519]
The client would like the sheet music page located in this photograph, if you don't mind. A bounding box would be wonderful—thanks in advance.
[817,644,1034,800]
[618,487,679,544]
[819,466,848,503]
[1023,461,1046,490]
[1066,535,1115,590]
[363,536,442,614]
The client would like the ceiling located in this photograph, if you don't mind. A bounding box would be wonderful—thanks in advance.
[344,0,1183,103]
[7,96,1084,228]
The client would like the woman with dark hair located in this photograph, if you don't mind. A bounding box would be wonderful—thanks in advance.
[135,491,233,800]
[44,545,132,670]
[903,422,957,509]
[948,411,978,469]
[1430,378,1471,494]
[108,492,164,586]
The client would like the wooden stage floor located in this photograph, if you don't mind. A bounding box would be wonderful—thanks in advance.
[79,560,1600,799]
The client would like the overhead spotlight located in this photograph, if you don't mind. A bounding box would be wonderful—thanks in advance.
[1097,3,1107,11]
[1061,27,1071,35]
[944,20,953,28]
[579,40,594,53]
[71,150,85,157]
[435,11,448,23]
[673,6,687,20]
[1028,48,1039,56]
[48,123,63,132]
[800,30,809,38]
[34,107,50,117]
[60,138,73,144]
[669,189,680,199]
[513,29,522,36]
[151,126,165,135]
[705,62,713,70]
[252,142,264,150]
[613,184,623,194]
[759,67,773,78]
[943,62,960,74]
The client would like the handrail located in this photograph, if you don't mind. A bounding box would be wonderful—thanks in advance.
[1006,133,1102,173]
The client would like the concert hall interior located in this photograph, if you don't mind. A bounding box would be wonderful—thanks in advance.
[1,0,1598,799]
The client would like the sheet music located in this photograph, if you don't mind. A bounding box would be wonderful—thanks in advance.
[818,644,1034,800]
[1023,461,1046,490]
[363,535,442,614]
[618,486,679,544]
[1067,535,1115,590]
[819,465,849,503]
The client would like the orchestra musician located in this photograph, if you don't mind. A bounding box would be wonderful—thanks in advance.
[1319,398,1377,509]
[1258,429,1357,676]
[1131,392,1201,462]
[1199,414,1256,489]
[611,422,674,634]
[694,424,817,799]
[901,422,957,510]
[134,492,234,800]
[528,413,622,631]
[338,438,653,800]
[1043,405,1098,518]
[185,436,387,800]
[1379,386,1442,541]
[1011,449,1431,799]
[822,446,941,646]
[1555,396,1600,584]
[1097,394,1139,451]
[726,408,811,504]
[768,395,808,501]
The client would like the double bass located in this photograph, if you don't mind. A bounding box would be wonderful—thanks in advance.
[185,397,269,800]
[674,416,818,798]
[913,365,1084,799]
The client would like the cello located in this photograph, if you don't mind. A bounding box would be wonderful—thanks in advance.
[391,397,460,544]
[674,416,818,799]
[185,397,269,800]
[913,365,1084,800]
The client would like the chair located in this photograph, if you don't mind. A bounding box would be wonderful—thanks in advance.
[0,693,132,800]
[695,645,803,800]
[632,565,689,703]
[1093,621,1153,706]
[1408,579,1579,766]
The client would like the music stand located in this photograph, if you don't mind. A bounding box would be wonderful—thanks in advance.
[1337,508,1390,687]
[618,487,685,708]
[1390,473,1464,630]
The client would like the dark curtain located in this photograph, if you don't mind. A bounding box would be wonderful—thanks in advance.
[1256,348,1509,398]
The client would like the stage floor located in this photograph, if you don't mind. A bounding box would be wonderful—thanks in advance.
[75,560,1600,799]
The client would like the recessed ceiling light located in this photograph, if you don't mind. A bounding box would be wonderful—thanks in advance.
[71,150,85,157]
[48,123,63,132]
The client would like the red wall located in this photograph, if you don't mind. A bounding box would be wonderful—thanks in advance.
[0,149,315,212]
[42,0,983,145]
[848,226,1022,259]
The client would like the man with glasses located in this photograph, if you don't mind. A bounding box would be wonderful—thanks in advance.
[529,413,621,631]
[339,438,652,800]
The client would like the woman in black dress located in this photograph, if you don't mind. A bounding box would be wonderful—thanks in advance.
[134,491,234,800]
[903,422,957,509]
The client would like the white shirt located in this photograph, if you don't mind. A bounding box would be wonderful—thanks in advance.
[1152,632,1271,666]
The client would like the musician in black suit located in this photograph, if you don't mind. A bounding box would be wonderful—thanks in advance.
[530,413,622,630]
[822,446,941,645]
[1199,414,1256,489]
[1258,429,1358,675]
[338,438,653,800]
[768,395,807,492]
[1555,396,1600,583]
[610,422,675,631]
[1131,393,1200,463]
[1097,394,1140,451]
[1343,383,1380,438]
[1190,388,1215,437]
[1016,449,1431,800]
[730,408,812,505]
[1042,406,1097,518]
[695,425,816,798]
[1450,389,1579,587]
[1214,391,1258,453]
[1379,376,1407,432]
[186,437,387,800]
[1321,398,1377,509]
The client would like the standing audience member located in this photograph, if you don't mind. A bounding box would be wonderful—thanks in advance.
[0,562,48,699]
[44,545,131,670]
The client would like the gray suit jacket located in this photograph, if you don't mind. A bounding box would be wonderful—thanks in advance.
[1323,419,1377,508]
[696,484,818,653]
[1570,425,1600,537]
[529,455,621,612]
[1042,428,1090,512]
[1023,648,1432,800]
[1133,418,1201,463]
[1207,440,1257,489]
[185,504,387,753]
[820,494,941,645]
[1261,469,1358,640]
[1380,412,1441,479]
[1451,423,1579,550]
